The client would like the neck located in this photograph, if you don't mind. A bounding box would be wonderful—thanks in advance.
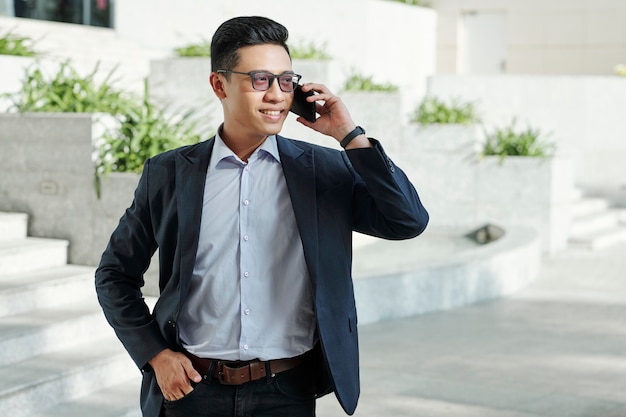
[219,125,268,162]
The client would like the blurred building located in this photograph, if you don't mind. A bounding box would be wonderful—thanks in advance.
[1,0,112,27]
[430,0,626,75]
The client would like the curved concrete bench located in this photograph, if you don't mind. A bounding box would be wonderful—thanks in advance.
[352,225,541,325]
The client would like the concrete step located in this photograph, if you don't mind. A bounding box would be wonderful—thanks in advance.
[569,226,626,250]
[0,301,112,366]
[570,210,622,236]
[0,265,95,317]
[28,379,141,417]
[0,238,68,276]
[570,196,610,218]
[0,212,141,416]
[0,337,137,417]
[0,212,28,242]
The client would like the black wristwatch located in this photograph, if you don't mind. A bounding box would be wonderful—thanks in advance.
[340,126,366,148]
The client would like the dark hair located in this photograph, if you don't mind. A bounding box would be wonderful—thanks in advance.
[211,16,290,74]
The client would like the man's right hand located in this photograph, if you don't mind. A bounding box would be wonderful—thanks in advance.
[149,348,203,401]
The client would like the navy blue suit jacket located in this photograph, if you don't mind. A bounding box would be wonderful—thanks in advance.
[95,135,428,416]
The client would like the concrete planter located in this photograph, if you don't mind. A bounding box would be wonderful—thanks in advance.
[341,91,404,150]
[0,112,165,295]
[149,57,212,100]
[402,123,573,254]
[476,156,573,254]
[400,124,482,230]
[149,57,217,136]
[292,59,339,90]
[427,75,626,204]
[409,123,481,154]
[0,114,134,263]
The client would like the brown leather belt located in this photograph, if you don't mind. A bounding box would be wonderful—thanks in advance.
[183,351,303,385]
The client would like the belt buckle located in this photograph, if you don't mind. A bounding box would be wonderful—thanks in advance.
[216,361,249,385]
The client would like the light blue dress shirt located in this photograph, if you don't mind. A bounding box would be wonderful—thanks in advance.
[178,131,316,361]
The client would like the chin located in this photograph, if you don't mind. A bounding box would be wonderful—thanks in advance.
[264,123,286,136]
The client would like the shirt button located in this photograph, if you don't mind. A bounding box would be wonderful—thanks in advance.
[243,344,249,350]
[243,199,249,206]
[243,235,249,241]
[244,308,250,315]
[243,271,249,278]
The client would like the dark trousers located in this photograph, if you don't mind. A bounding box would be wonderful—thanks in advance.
[161,361,317,417]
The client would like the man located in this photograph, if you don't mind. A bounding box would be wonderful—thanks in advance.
[95,15,428,417]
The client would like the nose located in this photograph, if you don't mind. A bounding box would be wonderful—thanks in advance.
[263,77,287,102]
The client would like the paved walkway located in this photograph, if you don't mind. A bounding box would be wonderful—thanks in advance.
[317,241,626,416]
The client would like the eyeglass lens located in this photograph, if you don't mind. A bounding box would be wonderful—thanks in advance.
[252,73,297,92]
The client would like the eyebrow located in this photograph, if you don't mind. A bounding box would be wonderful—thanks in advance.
[244,70,296,74]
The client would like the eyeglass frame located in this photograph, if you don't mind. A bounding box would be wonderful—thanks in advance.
[216,70,302,92]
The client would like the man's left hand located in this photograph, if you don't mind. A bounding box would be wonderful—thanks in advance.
[296,83,371,149]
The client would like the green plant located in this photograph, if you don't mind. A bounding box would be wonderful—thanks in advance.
[96,79,201,179]
[290,41,331,61]
[411,96,480,125]
[482,119,555,160]
[4,60,204,196]
[342,71,398,92]
[4,61,137,114]
[174,40,211,57]
[0,30,37,57]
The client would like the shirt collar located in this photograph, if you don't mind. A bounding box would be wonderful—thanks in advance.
[210,125,281,169]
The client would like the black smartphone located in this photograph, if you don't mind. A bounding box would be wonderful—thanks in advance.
[290,84,317,123]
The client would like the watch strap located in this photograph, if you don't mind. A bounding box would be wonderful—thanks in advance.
[340,126,366,148]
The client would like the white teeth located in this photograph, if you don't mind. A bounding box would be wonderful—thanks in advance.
[261,110,280,116]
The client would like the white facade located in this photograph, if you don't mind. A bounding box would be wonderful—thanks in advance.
[432,0,626,75]
[114,0,437,109]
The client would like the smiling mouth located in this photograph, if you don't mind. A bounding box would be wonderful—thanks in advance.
[260,110,282,116]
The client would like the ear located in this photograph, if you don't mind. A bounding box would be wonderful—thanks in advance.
[210,72,227,99]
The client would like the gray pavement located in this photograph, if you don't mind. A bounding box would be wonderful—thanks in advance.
[318,241,626,416]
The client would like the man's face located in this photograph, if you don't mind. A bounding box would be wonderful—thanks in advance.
[218,44,294,141]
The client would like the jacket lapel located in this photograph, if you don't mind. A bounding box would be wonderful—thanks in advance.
[277,136,319,287]
[175,138,215,298]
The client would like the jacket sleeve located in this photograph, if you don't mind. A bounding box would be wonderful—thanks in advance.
[94,158,169,370]
[344,139,429,239]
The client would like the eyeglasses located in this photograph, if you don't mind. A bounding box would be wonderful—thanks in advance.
[217,70,301,92]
